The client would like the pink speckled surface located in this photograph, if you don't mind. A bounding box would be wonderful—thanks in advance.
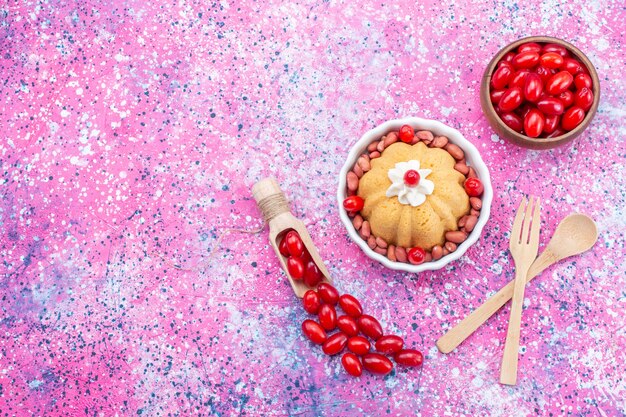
[1,1,625,416]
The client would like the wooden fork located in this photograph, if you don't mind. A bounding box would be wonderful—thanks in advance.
[500,196,541,386]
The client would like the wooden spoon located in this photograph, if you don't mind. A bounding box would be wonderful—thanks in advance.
[437,213,598,354]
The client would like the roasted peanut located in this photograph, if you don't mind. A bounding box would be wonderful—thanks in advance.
[432,135,449,148]
[347,171,359,192]
[360,221,371,239]
[352,214,363,230]
[445,231,468,244]
[395,246,407,263]
[445,143,464,160]
[431,245,443,260]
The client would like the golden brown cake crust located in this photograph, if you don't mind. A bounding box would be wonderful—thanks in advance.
[357,142,470,249]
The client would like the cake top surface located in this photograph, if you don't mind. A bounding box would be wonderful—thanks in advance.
[357,141,470,249]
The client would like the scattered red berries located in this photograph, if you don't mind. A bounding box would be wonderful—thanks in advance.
[356,315,383,341]
[338,294,363,318]
[300,282,423,377]
[394,349,424,367]
[322,332,348,355]
[347,336,371,356]
[302,320,326,345]
[317,282,339,305]
[362,353,394,375]
[341,353,363,376]
[318,304,337,331]
[375,335,404,355]
[337,315,359,337]
[302,290,321,314]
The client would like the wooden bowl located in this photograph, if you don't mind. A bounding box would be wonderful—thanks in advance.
[480,36,600,150]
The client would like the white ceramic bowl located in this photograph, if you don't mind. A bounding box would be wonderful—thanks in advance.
[337,117,493,273]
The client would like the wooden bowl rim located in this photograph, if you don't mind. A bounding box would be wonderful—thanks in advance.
[481,35,600,148]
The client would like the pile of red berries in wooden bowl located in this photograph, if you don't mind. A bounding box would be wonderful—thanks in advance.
[337,117,493,274]
[300,282,423,377]
[480,36,600,150]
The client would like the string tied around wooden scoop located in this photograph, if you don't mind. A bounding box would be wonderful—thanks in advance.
[256,191,291,223]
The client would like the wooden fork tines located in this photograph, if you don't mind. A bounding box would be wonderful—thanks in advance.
[500,196,541,386]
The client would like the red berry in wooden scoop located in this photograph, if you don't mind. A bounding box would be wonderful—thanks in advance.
[362,353,393,375]
[398,124,414,143]
[317,282,339,305]
[403,169,420,187]
[343,196,364,212]
[284,230,304,257]
[318,304,337,331]
[347,336,371,356]
[357,315,383,340]
[303,260,323,287]
[302,320,326,344]
[375,335,404,355]
[341,353,363,377]
[394,349,423,367]
[278,235,290,257]
[337,315,359,337]
[338,294,362,318]
[407,247,426,265]
[287,256,305,280]
[464,177,484,197]
[322,332,348,355]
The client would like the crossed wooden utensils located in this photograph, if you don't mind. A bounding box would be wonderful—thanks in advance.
[436,197,598,385]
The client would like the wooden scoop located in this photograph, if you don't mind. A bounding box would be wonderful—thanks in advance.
[252,178,332,298]
[436,213,598,354]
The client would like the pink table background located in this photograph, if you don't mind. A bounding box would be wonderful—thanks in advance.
[1,1,625,416]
